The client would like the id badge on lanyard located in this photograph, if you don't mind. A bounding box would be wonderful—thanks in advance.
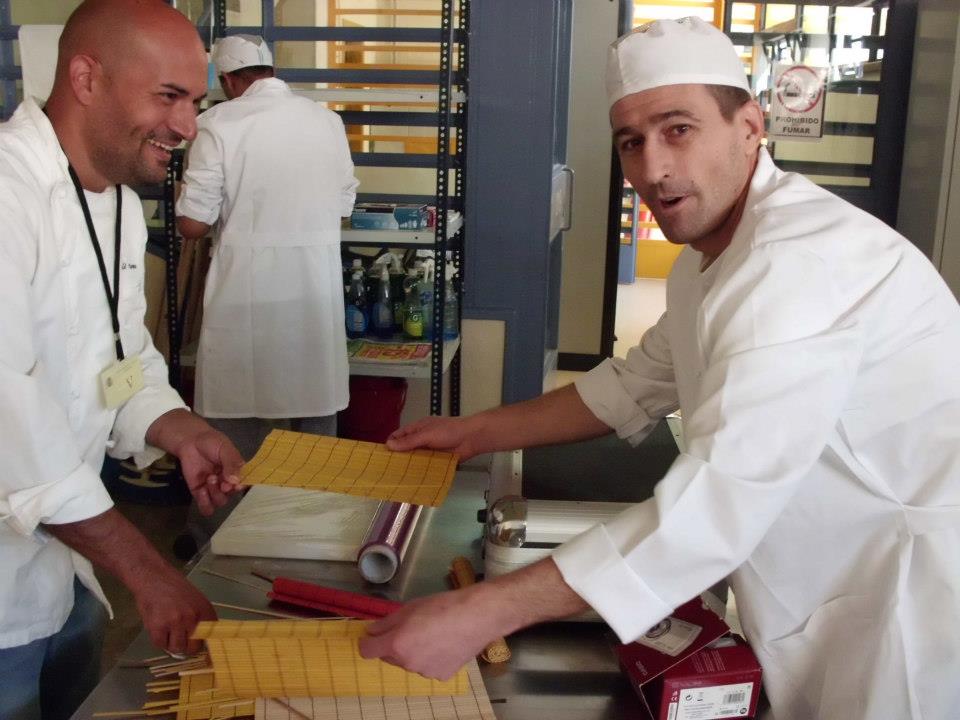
[100,355,145,409]
[68,165,144,409]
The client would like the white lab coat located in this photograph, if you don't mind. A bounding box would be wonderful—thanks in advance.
[554,149,960,719]
[177,78,359,418]
[0,99,186,647]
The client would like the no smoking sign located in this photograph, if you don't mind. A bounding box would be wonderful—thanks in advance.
[770,63,828,140]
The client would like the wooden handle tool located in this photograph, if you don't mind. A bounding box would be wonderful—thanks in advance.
[449,556,512,664]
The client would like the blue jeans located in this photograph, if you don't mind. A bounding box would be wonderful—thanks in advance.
[0,577,107,720]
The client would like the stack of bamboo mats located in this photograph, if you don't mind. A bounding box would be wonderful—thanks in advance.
[95,619,496,720]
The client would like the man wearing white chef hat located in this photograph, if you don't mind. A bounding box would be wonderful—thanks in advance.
[176,32,359,548]
[360,17,960,720]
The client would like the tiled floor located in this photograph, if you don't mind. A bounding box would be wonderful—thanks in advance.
[612,277,667,357]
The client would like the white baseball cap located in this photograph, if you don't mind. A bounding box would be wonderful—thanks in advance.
[606,17,749,109]
[212,34,274,74]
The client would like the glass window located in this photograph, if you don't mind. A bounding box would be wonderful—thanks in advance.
[725,1,888,190]
[801,5,830,34]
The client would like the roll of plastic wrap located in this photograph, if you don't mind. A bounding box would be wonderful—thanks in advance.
[357,501,423,583]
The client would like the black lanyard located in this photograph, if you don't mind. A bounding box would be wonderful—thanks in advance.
[67,164,125,361]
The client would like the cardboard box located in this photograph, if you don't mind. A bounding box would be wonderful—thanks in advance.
[351,203,430,230]
[617,597,762,720]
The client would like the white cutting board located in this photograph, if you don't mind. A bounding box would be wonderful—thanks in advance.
[211,485,381,561]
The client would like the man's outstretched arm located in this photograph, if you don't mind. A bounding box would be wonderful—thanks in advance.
[358,558,588,679]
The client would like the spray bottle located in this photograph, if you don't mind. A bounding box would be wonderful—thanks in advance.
[345,270,369,339]
[418,258,435,340]
[443,263,459,340]
[402,268,424,339]
[371,266,394,338]
[389,254,406,332]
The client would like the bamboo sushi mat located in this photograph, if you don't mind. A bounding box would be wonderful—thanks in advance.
[239,431,458,507]
[193,620,469,698]
[255,661,496,720]
[177,671,255,720]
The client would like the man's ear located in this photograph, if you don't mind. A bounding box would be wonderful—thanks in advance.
[740,99,765,148]
[69,54,101,107]
[219,73,234,98]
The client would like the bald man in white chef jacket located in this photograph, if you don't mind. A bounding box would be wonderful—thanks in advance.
[358,18,960,720]
[0,3,245,718]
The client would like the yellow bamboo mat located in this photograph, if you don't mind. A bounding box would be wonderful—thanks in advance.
[193,620,469,698]
[254,660,495,720]
[94,657,254,720]
[238,431,458,507]
[176,672,255,720]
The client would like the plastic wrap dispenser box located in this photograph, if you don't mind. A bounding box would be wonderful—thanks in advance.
[351,203,430,230]
[616,596,763,720]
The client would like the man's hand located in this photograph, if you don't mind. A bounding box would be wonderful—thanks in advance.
[133,565,216,654]
[45,508,218,655]
[175,428,245,515]
[359,559,588,678]
[386,416,481,460]
[146,409,244,515]
[359,584,501,680]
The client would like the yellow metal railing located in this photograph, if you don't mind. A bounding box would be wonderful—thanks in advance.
[325,1,459,152]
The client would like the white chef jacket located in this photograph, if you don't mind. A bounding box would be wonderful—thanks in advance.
[176,78,359,418]
[554,148,960,720]
[0,99,186,649]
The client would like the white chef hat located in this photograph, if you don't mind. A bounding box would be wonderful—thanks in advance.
[212,34,274,75]
[606,17,749,108]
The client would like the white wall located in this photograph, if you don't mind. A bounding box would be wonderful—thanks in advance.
[9,0,80,24]
[897,0,960,297]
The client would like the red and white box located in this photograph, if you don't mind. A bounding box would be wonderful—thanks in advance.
[617,596,762,720]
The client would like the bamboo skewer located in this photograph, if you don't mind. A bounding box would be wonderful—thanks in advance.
[200,568,271,592]
[270,698,313,720]
[101,650,255,720]
[211,601,303,620]
[449,556,512,664]
[178,667,217,677]
[250,569,276,584]
[119,654,170,668]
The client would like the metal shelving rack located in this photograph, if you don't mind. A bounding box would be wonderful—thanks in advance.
[0,0,15,120]
[135,155,186,392]
[204,0,469,417]
[0,2,469,415]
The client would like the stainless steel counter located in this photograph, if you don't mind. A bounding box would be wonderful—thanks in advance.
[70,466,645,719]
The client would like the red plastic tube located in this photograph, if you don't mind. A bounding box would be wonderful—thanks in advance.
[268,576,402,620]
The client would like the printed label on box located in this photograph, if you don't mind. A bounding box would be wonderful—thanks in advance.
[675,681,753,719]
[636,617,702,657]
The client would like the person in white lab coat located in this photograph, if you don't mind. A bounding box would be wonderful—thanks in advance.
[0,3,244,719]
[176,34,360,462]
[359,18,960,720]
